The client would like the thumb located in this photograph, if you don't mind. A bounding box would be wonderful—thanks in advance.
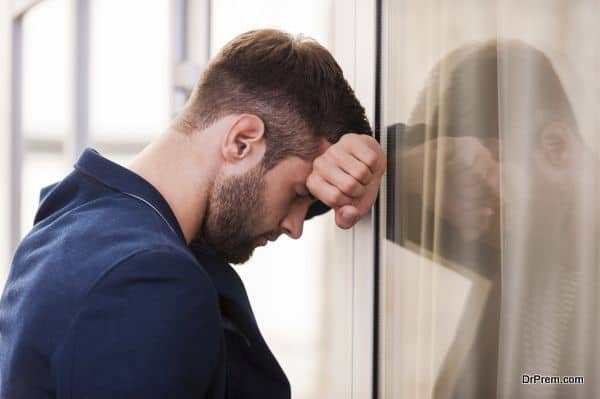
[335,205,361,229]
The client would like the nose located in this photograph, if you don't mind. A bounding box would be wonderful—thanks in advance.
[280,211,305,239]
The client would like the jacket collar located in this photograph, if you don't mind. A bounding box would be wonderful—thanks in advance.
[192,241,287,381]
[190,240,258,338]
[74,148,187,244]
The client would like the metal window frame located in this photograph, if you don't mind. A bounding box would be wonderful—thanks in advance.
[71,0,90,160]
[375,1,393,397]
[8,0,207,252]
[12,0,44,18]
[9,8,23,253]
[171,0,210,117]
[332,0,378,397]
[352,0,378,397]
[9,0,90,251]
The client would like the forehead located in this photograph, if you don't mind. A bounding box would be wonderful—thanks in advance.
[265,156,314,184]
[262,138,331,186]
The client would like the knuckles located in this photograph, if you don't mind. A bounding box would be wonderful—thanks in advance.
[355,163,372,184]
[340,177,360,196]
[329,188,346,205]
[363,150,380,171]
[309,133,386,207]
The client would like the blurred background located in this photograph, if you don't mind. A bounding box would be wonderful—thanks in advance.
[2,1,599,399]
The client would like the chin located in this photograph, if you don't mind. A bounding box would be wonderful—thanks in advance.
[222,244,257,265]
[212,234,266,265]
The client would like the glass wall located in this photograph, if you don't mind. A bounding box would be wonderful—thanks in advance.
[379,1,599,398]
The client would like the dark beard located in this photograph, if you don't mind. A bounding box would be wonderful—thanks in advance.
[195,164,267,264]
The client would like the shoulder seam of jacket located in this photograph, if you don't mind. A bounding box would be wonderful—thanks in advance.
[53,246,218,399]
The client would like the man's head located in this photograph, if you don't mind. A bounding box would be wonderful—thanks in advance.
[178,29,371,263]
[407,40,587,244]
[408,40,581,167]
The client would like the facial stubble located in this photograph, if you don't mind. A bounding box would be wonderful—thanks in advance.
[197,164,268,264]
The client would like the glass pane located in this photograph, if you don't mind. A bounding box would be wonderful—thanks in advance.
[89,0,170,142]
[21,152,70,238]
[22,0,70,140]
[380,1,599,398]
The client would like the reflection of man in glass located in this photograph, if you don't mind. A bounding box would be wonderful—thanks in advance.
[388,40,597,398]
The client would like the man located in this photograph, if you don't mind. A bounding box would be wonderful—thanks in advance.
[0,29,385,398]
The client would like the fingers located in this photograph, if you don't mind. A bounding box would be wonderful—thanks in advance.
[441,191,495,240]
[473,152,500,198]
[308,133,387,229]
[313,155,368,198]
[325,145,374,185]
[306,173,355,209]
[335,205,361,230]
[337,134,387,175]
[456,208,495,241]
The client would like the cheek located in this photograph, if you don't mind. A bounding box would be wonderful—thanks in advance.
[262,190,294,225]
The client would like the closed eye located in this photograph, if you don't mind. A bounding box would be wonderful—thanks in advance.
[294,184,317,203]
[296,191,317,202]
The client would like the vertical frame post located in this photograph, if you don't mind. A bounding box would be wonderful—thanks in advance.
[9,14,23,252]
[71,0,90,160]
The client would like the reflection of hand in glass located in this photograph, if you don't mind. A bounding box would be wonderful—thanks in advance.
[402,136,500,241]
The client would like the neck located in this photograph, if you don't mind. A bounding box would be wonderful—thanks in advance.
[127,127,217,243]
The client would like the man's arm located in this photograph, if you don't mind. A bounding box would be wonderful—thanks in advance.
[54,249,222,398]
[307,133,387,229]
[305,200,330,220]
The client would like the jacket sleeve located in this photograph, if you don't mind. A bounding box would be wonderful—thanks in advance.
[305,200,330,220]
[55,249,222,399]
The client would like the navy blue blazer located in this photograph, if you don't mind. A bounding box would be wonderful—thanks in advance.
[0,148,329,399]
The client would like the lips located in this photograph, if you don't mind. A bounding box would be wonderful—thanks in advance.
[266,233,280,241]
[256,233,279,247]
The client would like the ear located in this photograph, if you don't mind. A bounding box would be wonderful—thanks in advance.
[539,122,573,167]
[221,114,266,166]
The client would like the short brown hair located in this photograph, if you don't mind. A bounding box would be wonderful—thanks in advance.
[174,29,371,170]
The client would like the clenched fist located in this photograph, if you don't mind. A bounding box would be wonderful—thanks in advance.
[401,136,500,241]
[308,134,386,229]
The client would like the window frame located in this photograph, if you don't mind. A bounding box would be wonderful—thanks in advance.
[7,0,210,252]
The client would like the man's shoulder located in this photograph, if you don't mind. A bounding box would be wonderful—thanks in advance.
[98,246,216,294]
[71,246,221,343]
[51,246,224,398]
